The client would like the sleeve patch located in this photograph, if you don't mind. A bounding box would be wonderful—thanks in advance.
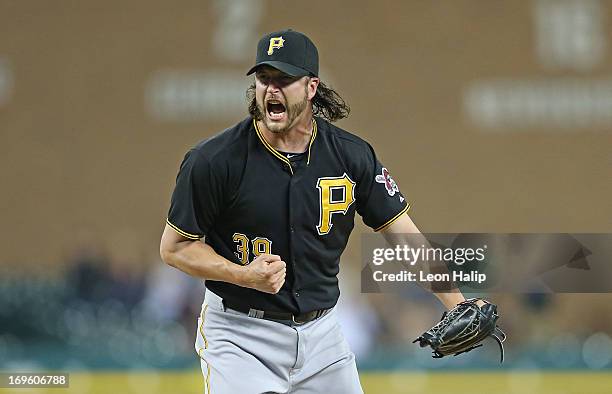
[375,167,403,202]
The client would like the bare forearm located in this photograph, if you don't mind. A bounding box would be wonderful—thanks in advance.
[162,240,245,286]
[433,291,466,310]
[160,224,286,293]
[382,214,467,310]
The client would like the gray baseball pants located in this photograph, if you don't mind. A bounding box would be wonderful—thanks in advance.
[195,289,364,394]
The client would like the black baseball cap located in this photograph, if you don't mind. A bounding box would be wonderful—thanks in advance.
[246,29,319,77]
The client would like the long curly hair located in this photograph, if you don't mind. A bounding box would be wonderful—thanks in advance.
[246,79,350,122]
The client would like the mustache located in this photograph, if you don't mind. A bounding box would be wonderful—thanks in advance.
[264,94,286,105]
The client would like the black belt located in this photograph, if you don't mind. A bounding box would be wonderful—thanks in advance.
[222,299,331,325]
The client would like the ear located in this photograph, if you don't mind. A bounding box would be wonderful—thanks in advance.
[306,77,319,100]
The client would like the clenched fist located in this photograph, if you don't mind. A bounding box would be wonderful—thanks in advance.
[241,254,286,294]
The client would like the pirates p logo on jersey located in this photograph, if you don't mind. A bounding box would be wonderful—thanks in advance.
[375,167,400,197]
[267,36,285,55]
[316,174,356,235]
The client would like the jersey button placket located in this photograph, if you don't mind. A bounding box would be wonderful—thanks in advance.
[288,175,300,308]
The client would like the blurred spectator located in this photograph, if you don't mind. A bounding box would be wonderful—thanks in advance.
[141,252,203,324]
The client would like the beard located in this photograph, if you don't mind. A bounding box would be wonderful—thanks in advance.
[251,84,309,134]
[261,96,308,134]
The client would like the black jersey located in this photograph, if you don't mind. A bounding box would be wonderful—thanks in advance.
[167,117,409,314]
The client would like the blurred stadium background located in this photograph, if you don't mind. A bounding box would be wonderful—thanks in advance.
[1,1,611,393]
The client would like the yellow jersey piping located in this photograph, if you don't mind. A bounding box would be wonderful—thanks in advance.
[253,118,317,174]
[197,304,211,394]
[374,203,411,232]
[306,120,317,165]
[166,219,202,240]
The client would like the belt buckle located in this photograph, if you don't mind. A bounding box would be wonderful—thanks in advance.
[291,314,307,325]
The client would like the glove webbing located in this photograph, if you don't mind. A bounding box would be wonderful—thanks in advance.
[419,299,507,363]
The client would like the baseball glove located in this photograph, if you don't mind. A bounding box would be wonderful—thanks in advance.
[413,298,507,363]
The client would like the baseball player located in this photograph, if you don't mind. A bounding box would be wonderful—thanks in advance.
[160,29,469,394]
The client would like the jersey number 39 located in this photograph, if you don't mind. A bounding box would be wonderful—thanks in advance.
[232,233,272,265]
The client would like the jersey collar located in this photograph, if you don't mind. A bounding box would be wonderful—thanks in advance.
[253,118,317,175]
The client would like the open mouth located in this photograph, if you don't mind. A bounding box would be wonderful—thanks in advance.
[266,100,286,120]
